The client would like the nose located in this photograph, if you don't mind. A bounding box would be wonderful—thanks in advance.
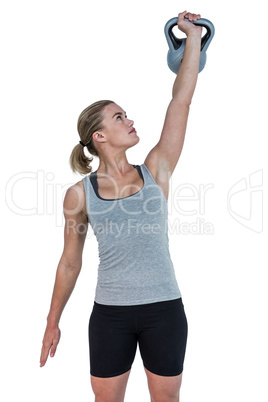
[127,118,134,127]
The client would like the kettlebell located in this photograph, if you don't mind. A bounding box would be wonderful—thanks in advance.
[164,17,215,74]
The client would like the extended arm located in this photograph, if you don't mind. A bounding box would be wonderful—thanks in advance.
[145,11,202,178]
[172,30,201,102]
[40,184,88,367]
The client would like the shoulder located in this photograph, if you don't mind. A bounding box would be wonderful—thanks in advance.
[63,177,90,220]
[144,149,171,183]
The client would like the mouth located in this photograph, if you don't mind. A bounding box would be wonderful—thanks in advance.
[129,128,136,134]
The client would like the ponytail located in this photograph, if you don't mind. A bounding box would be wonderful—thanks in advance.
[69,100,115,175]
[69,143,95,175]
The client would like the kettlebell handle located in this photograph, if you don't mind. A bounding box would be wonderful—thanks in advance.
[164,17,215,53]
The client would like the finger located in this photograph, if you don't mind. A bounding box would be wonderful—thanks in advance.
[178,10,188,20]
[40,341,52,367]
[50,339,59,358]
[40,348,49,367]
[177,11,188,26]
[40,356,48,367]
[186,12,199,21]
[40,352,48,367]
[194,14,201,21]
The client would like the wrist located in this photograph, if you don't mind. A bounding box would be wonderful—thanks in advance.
[186,30,202,39]
[47,314,59,328]
[187,31,201,41]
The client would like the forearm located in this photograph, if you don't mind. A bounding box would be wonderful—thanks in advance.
[172,33,201,104]
[46,258,81,327]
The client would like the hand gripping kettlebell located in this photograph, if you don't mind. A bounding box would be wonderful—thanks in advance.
[164,17,215,74]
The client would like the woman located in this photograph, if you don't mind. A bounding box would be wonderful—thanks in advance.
[40,11,202,402]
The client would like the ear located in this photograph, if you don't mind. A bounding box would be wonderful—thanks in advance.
[92,131,106,143]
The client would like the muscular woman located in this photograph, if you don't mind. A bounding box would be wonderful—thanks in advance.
[40,11,202,402]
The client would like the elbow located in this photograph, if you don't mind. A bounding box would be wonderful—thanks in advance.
[171,97,191,109]
[171,92,192,107]
[66,263,82,273]
[60,254,82,273]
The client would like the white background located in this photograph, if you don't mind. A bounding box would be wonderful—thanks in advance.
[1,0,267,401]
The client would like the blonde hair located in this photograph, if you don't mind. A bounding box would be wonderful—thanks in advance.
[69,100,115,175]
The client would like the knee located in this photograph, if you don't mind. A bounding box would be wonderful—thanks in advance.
[92,386,119,402]
[150,388,180,402]
[151,393,180,402]
[94,390,123,402]
[95,394,122,402]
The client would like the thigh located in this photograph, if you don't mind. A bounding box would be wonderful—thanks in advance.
[89,302,138,378]
[138,298,188,376]
[144,367,182,401]
[91,369,131,402]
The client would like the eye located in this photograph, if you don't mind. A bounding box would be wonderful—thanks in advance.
[116,115,127,120]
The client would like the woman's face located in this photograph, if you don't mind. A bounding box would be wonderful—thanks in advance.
[94,103,140,149]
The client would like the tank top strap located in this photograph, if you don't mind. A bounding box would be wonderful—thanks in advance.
[82,175,92,223]
[140,163,157,184]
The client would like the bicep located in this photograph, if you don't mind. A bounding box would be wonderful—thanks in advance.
[61,186,88,269]
[144,100,190,183]
[157,100,190,174]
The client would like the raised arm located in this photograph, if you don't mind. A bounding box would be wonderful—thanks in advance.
[40,183,88,367]
[144,11,202,180]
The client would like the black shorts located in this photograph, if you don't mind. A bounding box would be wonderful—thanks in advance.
[88,297,188,378]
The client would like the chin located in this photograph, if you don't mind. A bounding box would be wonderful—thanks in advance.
[133,135,140,144]
[127,136,140,149]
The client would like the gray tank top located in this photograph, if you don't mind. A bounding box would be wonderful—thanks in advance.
[82,163,181,305]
